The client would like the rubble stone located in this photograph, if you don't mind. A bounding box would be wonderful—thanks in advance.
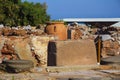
[0,36,5,56]
[73,28,83,39]
[102,40,120,58]
[0,35,55,67]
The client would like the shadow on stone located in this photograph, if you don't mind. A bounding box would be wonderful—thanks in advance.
[47,41,56,66]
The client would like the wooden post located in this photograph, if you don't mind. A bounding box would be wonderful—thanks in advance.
[98,35,101,65]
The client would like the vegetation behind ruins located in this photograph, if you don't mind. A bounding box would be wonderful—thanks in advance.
[0,0,50,26]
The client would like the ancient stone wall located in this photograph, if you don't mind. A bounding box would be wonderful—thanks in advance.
[0,36,53,67]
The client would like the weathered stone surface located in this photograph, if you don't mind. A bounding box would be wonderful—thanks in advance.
[0,29,2,36]
[48,39,97,66]
[102,40,111,48]
[30,36,50,67]
[0,36,5,63]
[0,36,55,67]
[1,38,15,54]
[14,37,37,66]
[102,40,120,58]
[0,36,5,56]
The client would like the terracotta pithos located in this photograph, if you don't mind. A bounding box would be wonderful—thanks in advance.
[45,22,67,40]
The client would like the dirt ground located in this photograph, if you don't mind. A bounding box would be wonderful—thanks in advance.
[0,56,120,80]
[0,69,120,80]
[0,64,120,80]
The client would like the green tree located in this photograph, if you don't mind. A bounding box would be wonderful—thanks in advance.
[19,1,50,26]
[0,0,50,26]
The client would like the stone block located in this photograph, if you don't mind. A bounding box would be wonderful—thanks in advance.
[14,37,37,66]
[48,39,97,66]
[30,36,50,67]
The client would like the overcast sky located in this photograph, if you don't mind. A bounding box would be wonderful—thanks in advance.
[22,0,120,19]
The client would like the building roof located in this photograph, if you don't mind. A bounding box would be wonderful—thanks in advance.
[62,18,120,22]
[110,22,120,27]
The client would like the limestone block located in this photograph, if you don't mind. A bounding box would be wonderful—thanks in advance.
[48,39,97,66]
[14,37,37,66]
[30,36,50,67]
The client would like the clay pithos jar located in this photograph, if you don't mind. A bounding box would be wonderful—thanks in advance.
[45,22,67,40]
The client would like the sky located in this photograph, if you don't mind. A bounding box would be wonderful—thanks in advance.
[22,0,120,19]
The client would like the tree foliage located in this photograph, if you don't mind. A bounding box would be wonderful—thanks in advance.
[0,0,50,26]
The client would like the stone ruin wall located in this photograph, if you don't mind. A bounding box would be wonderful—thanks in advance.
[0,36,54,67]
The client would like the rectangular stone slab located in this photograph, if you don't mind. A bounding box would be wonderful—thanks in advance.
[48,40,97,66]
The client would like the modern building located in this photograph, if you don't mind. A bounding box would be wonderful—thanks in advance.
[61,18,120,27]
